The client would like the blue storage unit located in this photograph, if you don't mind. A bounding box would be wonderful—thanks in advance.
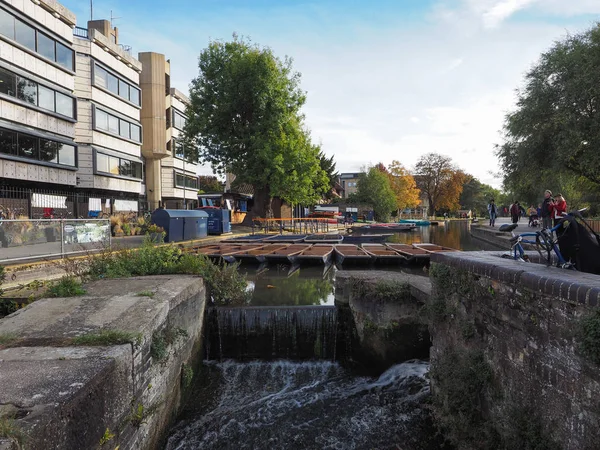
[196,207,231,235]
[151,209,208,242]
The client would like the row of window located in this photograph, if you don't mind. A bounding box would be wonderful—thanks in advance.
[0,128,76,166]
[94,63,140,106]
[0,66,74,118]
[95,107,141,143]
[96,152,143,179]
[172,109,186,130]
[175,172,198,189]
[0,7,74,71]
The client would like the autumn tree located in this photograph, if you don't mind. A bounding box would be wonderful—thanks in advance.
[197,176,223,193]
[387,160,421,215]
[184,35,329,220]
[414,153,466,215]
[356,166,396,222]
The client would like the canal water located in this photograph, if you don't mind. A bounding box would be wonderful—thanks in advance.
[164,221,485,449]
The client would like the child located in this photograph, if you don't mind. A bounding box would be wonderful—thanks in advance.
[551,194,567,227]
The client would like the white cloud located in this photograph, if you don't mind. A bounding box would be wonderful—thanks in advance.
[482,0,539,28]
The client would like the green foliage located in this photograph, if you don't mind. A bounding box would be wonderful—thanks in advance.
[430,349,494,447]
[151,327,188,363]
[185,35,329,215]
[576,309,600,365]
[72,330,142,347]
[497,23,600,200]
[136,290,154,298]
[0,333,17,346]
[98,427,115,446]
[319,151,339,199]
[459,175,502,216]
[353,278,411,303]
[46,276,86,298]
[502,405,559,450]
[182,363,194,389]
[197,175,223,193]
[128,403,146,428]
[0,416,25,446]
[356,166,397,222]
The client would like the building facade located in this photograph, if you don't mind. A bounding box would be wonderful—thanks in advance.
[339,172,361,198]
[0,0,78,218]
[73,19,144,216]
[139,52,199,210]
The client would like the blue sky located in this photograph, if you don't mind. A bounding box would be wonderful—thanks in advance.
[60,0,600,187]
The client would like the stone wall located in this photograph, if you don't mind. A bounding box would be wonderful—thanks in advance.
[427,252,600,449]
[0,275,205,450]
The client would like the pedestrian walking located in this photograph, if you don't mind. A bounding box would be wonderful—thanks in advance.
[541,190,554,229]
[487,199,497,227]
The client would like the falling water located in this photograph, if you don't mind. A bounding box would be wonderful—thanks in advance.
[165,360,443,450]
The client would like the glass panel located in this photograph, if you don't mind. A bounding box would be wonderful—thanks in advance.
[118,79,128,100]
[55,92,73,118]
[39,139,58,162]
[119,119,130,139]
[174,111,186,129]
[0,67,16,97]
[108,156,119,175]
[119,160,131,177]
[130,87,140,106]
[37,32,55,61]
[96,153,109,173]
[130,124,141,142]
[94,65,108,89]
[58,143,75,166]
[107,73,118,95]
[95,109,108,130]
[0,129,16,155]
[38,85,55,111]
[17,78,37,105]
[0,9,15,40]
[166,108,171,128]
[14,19,35,51]
[18,135,37,159]
[175,140,185,159]
[108,114,119,134]
[56,42,74,71]
[131,161,142,179]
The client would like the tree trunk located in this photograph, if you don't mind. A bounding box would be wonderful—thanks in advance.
[241,185,273,226]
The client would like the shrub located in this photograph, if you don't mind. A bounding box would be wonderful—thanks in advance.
[146,224,164,234]
[46,276,86,297]
[0,416,25,446]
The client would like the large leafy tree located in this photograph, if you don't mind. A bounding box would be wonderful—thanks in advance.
[459,176,501,216]
[198,176,223,193]
[497,23,600,198]
[184,35,329,218]
[387,160,421,215]
[414,153,466,215]
[356,166,397,222]
[318,151,339,199]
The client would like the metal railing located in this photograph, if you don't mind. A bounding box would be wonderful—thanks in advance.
[0,219,110,264]
[251,218,345,235]
[73,26,89,39]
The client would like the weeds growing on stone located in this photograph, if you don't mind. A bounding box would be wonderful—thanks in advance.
[71,330,142,347]
[98,427,115,446]
[46,276,86,297]
[576,309,600,365]
[182,363,194,389]
[151,327,188,362]
[0,333,17,346]
[128,403,146,428]
[136,290,154,298]
[0,416,25,446]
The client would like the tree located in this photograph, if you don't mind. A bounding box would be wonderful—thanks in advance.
[319,151,339,200]
[387,160,421,215]
[459,176,501,216]
[414,153,466,215]
[184,35,329,219]
[497,23,600,199]
[356,166,397,222]
[198,176,222,193]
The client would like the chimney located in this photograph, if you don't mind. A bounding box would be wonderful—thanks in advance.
[87,20,118,44]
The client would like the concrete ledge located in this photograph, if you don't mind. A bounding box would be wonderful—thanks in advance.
[0,275,206,450]
[431,251,600,306]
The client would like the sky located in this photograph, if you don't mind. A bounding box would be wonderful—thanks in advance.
[60,0,600,188]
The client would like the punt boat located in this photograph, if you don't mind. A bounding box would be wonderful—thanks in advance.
[334,244,372,265]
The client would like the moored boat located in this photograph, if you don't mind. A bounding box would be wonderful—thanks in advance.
[334,244,372,265]
[304,234,344,244]
[361,244,406,264]
[263,234,308,243]
[351,224,416,233]
[293,244,334,265]
[342,233,393,244]
[398,219,431,226]
[412,243,458,254]
[263,244,313,264]
[385,243,430,263]
[226,244,290,263]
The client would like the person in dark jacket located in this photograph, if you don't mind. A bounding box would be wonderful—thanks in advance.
[541,190,554,230]
[510,202,520,224]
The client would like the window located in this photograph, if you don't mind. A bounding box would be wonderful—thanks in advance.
[93,63,141,106]
[95,152,143,179]
[17,78,36,105]
[173,139,185,159]
[165,108,171,128]
[0,129,16,155]
[0,8,74,71]
[14,19,35,51]
[94,107,142,143]
[173,109,186,130]
[55,42,73,71]
[58,143,75,166]
[38,85,55,111]
[37,32,55,61]
[174,171,198,189]
[0,67,15,96]
[39,139,58,163]
[18,135,37,159]
[55,92,73,117]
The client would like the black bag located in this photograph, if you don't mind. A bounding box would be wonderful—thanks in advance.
[557,216,600,275]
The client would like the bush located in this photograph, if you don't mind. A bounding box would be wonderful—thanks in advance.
[46,276,86,297]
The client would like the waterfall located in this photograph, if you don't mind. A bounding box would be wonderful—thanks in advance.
[204,306,353,361]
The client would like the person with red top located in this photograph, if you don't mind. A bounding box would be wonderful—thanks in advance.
[551,193,567,227]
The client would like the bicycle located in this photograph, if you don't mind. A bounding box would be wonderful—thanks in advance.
[498,208,589,269]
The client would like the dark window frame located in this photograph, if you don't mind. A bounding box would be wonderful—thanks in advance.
[92,104,143,144]
[91,61,141,107]
[173,170,198,190]
[94,150,143,181]
[172,108,186,131]
[0,126,77,168]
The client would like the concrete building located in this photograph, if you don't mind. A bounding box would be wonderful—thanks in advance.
[138,52,199,210]
[339,172,361,198]
[0,0,78,217]
[73,19,143,215]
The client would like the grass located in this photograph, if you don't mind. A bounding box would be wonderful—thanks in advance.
[182,363,194,389]
[136,290,154,298]
[98,427,115,446]
[71,330,142,347]
[0,333,17,346]
[0,416,25,446]
[46,276,86,298]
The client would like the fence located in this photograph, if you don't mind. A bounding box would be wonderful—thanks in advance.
[251,218,345,235]
[0,219,110,264]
